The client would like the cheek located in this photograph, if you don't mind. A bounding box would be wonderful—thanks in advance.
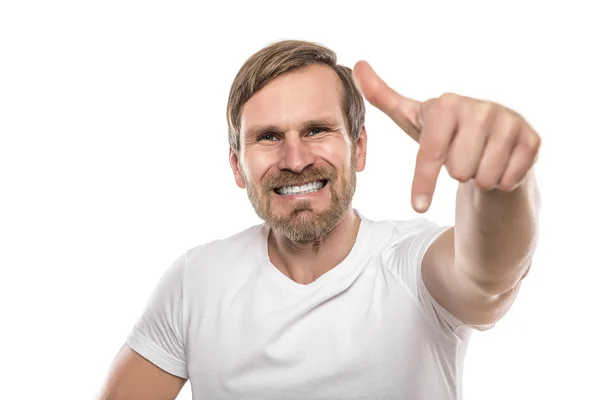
[315,140,353,169]
[243,150,277,183]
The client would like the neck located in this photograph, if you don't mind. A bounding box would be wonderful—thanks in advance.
[267,208,361,285]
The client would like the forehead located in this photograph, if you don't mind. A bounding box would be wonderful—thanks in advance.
[240,64,345,133]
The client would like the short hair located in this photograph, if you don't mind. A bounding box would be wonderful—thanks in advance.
[226,39,365,152]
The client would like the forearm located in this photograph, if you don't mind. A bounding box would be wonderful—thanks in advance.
[454,172,541,296]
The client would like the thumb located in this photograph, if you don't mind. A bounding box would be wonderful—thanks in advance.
[352,60,423,142]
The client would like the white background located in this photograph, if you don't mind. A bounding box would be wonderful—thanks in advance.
[1,0,598,399]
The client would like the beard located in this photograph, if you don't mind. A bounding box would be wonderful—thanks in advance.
[244,158,356,243]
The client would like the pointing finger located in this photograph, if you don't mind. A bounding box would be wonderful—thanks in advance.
[412,105,457,212]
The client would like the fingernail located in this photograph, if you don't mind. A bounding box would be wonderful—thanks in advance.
[414,195,430,212]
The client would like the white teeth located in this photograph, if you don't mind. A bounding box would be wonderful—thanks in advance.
[277,180,325,196]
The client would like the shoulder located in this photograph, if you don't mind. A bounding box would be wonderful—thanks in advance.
[361,213,442,243]
[180,223,266,285]
[357,213,450,267]
[186,224,264,262]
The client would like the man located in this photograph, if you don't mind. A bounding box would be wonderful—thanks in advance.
[99,40,540,399]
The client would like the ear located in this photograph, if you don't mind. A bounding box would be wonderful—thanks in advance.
[354,125,368,172]
[229,147,247,189]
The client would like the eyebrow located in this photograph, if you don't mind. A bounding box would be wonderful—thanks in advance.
[245,117,342,138]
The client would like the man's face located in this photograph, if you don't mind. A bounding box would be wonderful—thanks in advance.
[230,64,367,243]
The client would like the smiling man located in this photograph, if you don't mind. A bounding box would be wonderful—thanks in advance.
[99,40,541,400]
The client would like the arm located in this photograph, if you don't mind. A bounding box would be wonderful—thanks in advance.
[422,173,540,326]
[97,344,187,400]
[98,252,190,398]
[352,60,542,327]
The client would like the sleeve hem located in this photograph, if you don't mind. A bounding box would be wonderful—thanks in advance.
[126,331,189,379]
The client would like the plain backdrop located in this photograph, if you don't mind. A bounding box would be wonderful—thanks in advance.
[1,0,598,399]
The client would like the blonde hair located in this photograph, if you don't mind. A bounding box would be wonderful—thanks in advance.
[226,39,365,152]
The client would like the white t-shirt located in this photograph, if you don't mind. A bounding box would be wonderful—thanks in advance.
[127,211,492,400]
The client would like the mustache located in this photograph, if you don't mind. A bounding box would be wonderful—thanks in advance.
[263,167,337,191]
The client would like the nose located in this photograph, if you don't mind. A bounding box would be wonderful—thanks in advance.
[278,135,316,173]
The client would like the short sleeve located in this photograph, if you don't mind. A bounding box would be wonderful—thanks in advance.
[383,218,494,340]
[126,252,189,379]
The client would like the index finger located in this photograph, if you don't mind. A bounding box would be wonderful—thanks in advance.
[412,106,457,212]
[352,60,423,142]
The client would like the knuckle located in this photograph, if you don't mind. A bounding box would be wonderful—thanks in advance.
[420,144,446,163]
[475,174,497,191]
[524,132,541,152]
[475,101,497,126]
[446,163,471,182]
[506,118,522,138]
[498,118,522,144]
[498,179,515,191]
[438,92,459,108]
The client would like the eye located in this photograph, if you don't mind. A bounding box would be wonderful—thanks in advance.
[308,127,328,136]
[258,134,279,142]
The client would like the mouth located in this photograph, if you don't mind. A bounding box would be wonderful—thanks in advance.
[273,179,328,196]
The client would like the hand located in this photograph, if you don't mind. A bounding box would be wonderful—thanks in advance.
[352,60,541,213]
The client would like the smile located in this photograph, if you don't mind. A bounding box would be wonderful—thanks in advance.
[274,179,327,196]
